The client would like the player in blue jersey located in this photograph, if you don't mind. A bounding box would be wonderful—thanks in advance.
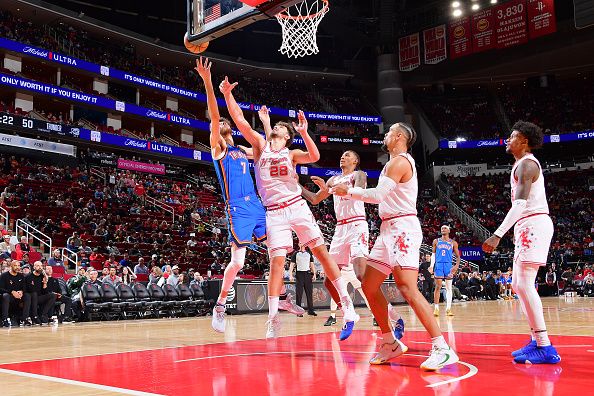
[195,57,304,333]
[430,225,460,317]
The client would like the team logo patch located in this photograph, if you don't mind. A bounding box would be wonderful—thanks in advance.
[393,232,410,255]
[517,227,535,250]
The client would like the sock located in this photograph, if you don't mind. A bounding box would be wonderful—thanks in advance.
[330,312,336,318]
[445,279,453,310]
[431,335,448,349]
[387,303,400,321]
[382,331,395,344]
[434,304,439,310]
[534,329,551,347]
[530,329,536,341]
[268,296,279,318]
[331,277,349,299]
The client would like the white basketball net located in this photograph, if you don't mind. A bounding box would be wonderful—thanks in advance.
[275,0,329,58]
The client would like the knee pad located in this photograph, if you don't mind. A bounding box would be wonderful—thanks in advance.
[228,247,246,271]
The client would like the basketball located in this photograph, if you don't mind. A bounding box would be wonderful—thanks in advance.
[184,33,209,54]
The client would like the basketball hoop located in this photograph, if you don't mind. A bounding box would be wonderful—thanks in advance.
[275,0,329,58]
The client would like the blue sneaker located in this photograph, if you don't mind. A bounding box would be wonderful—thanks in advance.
[514,345,561,364]
[511,339,537,357]
[393,318,405,340]
[339,321,356,341]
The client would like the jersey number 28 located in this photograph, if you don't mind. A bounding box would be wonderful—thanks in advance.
[270,165,288,177]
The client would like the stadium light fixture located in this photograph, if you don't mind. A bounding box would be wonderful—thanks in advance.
[451,1,461,8]
[491,0,498,4]
[453,9,463,17]
[472,4,480,10]
[456,137,467,142]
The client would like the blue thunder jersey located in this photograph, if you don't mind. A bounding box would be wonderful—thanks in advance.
[435,238,454,265]
[213,144,256,201]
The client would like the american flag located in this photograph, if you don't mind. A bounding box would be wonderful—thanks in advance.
[204,3,222,24]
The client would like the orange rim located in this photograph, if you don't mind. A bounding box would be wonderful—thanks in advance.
[276,0,329,21]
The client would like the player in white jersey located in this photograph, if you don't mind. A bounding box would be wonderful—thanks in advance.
[332,123,458,370]
[483,121,560,365]
[219,77,359,339]
[301,151,404,339]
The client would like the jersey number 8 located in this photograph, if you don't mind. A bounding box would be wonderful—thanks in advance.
[270,165,288,177]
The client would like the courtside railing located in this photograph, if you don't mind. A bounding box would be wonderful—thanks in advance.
[145,195,176,223]
[0,206,8,230]
[61,247,79,272]
[15,219,52,255]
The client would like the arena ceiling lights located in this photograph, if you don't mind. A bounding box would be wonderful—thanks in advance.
[451,0,499,17]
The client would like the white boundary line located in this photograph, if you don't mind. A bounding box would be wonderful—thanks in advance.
[469,344,511,347]
[0,368,164,395]
[174,350,479,389]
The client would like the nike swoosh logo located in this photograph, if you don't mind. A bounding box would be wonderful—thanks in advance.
[438,353,450,366]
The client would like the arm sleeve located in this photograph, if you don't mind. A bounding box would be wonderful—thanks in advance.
[346,177,397,204]
[494,199,527,238]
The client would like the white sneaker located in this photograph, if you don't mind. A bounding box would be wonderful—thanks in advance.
[266,314,281,339]
[340,296,360,323]
[388,305,399,326]
[369,339,409,365]
[278,293,306,316]
[420,345,459,371]
[211,304,226,333]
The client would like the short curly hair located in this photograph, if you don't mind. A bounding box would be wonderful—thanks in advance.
[512,120,543,149]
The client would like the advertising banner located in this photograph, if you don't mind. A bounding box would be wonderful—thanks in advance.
[0,132,75,156]
[459,246,484,261]
[117,159,166,175]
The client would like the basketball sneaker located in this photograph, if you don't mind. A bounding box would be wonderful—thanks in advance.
[339,296,360,341]
[511,339,537,357]
[513,345,561,364]
[388,307,405,340]
[420,345,459,371]
[266,314,281,339]
[446,309,454,317]
[278,293,306,316]
[369,339,409,365]
[211,304,226,333]
[433,306,439,317]
[324,316,336,326]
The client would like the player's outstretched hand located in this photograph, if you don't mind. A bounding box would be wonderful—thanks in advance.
[219,76,238,95]
[330,183,349,196]
[482,235,501,253]
[258,105,270,124]
[194,57,211,81]
[292,110,308,136]
[310,176,328,192]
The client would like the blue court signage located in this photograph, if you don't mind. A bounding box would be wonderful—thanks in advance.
[0,37,381,124]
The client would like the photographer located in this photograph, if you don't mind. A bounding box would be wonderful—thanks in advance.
[25,260,56,325]
[0,260,32,327]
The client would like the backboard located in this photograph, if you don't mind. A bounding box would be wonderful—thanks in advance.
[186,0,302,44]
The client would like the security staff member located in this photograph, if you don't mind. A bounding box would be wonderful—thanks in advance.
[0,260,32,327]
[26,260,56,325]
[289,245,317,316]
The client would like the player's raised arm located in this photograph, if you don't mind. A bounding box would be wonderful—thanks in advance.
[330,156,409,204]
[258,106,273,140]
[194,57,221,150]
[301,176,332,205]
[290,111,320,164]
[220,77,266,150]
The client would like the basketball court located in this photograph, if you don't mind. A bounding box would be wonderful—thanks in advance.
[1,297,592,395]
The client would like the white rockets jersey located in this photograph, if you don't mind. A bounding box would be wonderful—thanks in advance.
[378,153,418,219]
[510,153,549,217]
[331,172,366,221]
[255,142,302,207]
